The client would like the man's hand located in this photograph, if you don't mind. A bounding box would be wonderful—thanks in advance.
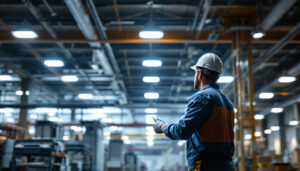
[153,121,164,134]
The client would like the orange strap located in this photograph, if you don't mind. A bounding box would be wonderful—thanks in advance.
[188,160,202,171]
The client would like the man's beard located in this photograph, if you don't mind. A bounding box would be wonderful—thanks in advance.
[194,79,200,90]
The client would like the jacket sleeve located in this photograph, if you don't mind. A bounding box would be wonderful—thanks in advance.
[163,93,212,140]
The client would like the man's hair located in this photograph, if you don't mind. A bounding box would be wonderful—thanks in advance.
[197,67,220,83]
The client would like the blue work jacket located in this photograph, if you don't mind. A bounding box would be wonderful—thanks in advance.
[163,83,235,169]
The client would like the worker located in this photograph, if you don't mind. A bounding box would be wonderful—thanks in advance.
[153,53,234,171]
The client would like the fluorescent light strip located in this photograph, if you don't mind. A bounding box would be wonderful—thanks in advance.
[259,92,274,99]
[11,30,38,39]
[78,93,93,99]
[142,60,162,67]
[145,108,158,113]
[252,32,264,39]
[144,92,159,99]
[278,76,296,83]
[139,30,164,39]
[143,76,160,83]
[61,75,78,82]
[254,114,264,120]
[44,60,64,67]
[270,107,283,113]
[0,75,12,81]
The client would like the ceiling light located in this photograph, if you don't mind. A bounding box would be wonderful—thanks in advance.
[44,60,64,67]
[245,134,251,140]
[264,129,271,134]
[147,140,154,147]
[109,126,119,131]
[289,120,299,126]
[278,76,296,83]
[143,76,160,83]
[139,28,164,39]
[255,132,262,137]
[25,90,30,96]
[271,108,283,113]
[16,90,23,96]
[102,118,113,123]
[144,92,159,99]
[124,140,131,144]
[254,114,264,120]
[7,118,14,123]
[142,60,162,67]
[29,126,35,135]
[98,113,107,119]
[252,32,264,39]
[0,75,12,81]
[217,76,234,83]
[78,93,94,99]
[11,30,38,39]
[271,126,280,131]
[61,75,78,82]
[145,108,157,113]
[122,136,129,141]
[30,114,37,119]
[259,92,274,99]
[49,117,58,122]
[63,135,70,141]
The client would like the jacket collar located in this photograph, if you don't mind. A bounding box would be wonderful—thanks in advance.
[202,83,219,90]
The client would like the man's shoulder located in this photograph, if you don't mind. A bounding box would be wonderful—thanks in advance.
[190,90,212,102]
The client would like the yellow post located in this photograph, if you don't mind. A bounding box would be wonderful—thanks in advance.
[237,31,246,171]
[233,31,245,171]
[247,32,257,171]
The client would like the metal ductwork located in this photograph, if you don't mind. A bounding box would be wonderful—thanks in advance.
[65,0,128,106]
[64,0,114,76]
[259,0,297,32]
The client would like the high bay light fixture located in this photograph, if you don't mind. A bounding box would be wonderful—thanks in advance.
[252,31,264,39]
[61,75,78,82]
[139,1,164,40]
[44,60,64,67]
[144,92,159,99]
[139,27,164,39]
[278,76,296,83]
[142,60,162,67]
[259,92,274,99]
[11,28,38,39]
[143,76,160,83]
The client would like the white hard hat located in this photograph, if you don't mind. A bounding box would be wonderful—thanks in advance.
[190,53,223,74]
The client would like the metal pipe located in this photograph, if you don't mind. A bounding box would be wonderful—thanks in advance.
[253,21,300,73]
[259,0,297,32]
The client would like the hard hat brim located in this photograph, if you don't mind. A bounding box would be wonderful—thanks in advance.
[190,65,196,70]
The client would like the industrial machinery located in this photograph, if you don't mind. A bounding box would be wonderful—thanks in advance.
[0,139,14,170]
[64,141,92,171]
[124,151,137,171]
[0,123,24,170]
[12,139,68,170]
[11,121,70,170]
[82,121,105,171]
[106,132,124,171]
